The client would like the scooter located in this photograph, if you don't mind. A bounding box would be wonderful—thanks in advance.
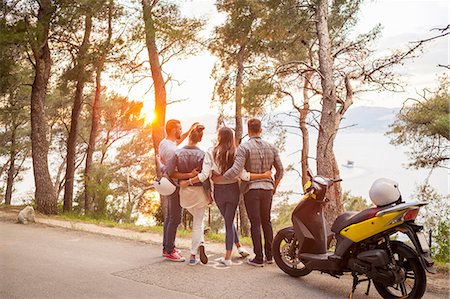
[273,170,435,298]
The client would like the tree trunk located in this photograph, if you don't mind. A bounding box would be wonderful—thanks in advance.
[54,158,66,200]
[300,72,312,187]
[84,68,101,213]
[142,0,166,152]
[235,47,244,146]
[84,3,112,213]
[315,0,343,227]
[63,13,92,212]
[4,126,16,205]
[142,0,167,219]
[235,46,251,237]
[30,0,57,215]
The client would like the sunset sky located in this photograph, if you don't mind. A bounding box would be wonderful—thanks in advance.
[9,0,448,204]
[113,0,449,125]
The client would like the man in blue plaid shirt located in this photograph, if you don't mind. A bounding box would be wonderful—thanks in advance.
[223,118,284,267]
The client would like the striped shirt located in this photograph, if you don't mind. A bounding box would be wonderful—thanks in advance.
[223,137,284,194]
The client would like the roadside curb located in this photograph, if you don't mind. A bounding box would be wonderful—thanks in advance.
[0,210,240,257]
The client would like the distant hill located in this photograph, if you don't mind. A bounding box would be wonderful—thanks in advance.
[340,106,400,132]
[179,106,400,135]
[276,106,400,133]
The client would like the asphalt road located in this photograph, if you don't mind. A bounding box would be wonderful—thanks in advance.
[0,221,444,299]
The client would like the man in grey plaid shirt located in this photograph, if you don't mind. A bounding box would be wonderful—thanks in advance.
[223,118,284,267]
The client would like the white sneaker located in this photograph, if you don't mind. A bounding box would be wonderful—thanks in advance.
[237,247,250,258]
[219,257,232,266]
[189,255,199,266]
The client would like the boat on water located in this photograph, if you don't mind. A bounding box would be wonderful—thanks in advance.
[343,160,354,168]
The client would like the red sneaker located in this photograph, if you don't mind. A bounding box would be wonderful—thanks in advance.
[164,250,185,262]
[162,248,180,256]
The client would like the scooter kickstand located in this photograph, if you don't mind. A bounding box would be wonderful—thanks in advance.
[348,272,359,299]
[365,279,371,296]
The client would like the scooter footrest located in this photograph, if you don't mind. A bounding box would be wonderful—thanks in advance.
[328,254,342,261]
[300,252,334,261]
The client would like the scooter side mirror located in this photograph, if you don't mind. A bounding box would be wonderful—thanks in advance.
[307,168,314,179]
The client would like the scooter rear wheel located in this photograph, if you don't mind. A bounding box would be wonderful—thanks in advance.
[373,241,426,299]
[273,227,312,277]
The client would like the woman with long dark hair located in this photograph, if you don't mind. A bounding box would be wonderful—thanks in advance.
[180,127,271,266]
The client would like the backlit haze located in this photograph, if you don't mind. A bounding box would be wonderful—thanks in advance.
[11,0,448,205]
[115,0,449,201]
[121,0,449,123]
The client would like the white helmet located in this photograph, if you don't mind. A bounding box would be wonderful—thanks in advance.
[153,177,176,196]
[369,178,401,207]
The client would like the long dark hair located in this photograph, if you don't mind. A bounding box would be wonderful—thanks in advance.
[213,127,236,174]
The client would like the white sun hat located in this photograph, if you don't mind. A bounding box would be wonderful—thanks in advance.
[153,177,176,196]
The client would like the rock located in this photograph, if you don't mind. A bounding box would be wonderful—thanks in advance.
[18,206,35,224]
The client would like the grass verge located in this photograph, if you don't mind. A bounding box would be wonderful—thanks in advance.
[55,211,252,246]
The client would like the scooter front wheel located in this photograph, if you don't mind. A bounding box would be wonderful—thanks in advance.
[273,227,312,277]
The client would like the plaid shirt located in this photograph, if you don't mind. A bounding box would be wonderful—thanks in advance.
[223,137,284,194]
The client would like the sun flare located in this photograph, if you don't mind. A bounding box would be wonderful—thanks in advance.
[142,109,156,125]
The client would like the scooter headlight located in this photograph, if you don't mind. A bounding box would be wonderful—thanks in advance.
[303,180,312,192]
[314,176,328,185]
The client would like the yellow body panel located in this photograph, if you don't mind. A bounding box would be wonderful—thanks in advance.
[299,193,315,202]
[303,180,312,192]
[340,210,406,242]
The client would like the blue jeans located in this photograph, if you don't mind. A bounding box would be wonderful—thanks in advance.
[162,188,182,253]
[214,183,240,251]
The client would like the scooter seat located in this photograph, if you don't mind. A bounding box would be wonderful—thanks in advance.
[331,208,380,234]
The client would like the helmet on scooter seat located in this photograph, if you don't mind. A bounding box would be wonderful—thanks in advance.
[369,178,401,207]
